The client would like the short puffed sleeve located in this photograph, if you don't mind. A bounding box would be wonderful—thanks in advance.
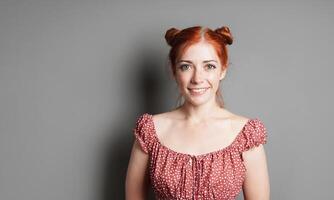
[240,118,268,152]
[132,113,155,154]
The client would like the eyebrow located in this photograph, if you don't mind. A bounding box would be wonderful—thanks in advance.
[178,59,218,64]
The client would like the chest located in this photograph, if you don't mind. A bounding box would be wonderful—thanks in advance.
[148,147,246,199]
[157,120,239,156]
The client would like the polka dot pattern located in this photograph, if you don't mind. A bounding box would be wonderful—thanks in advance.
[133,113,267,200]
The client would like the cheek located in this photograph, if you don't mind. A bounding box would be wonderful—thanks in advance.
[175,74,191,87]
[208,74,221,84]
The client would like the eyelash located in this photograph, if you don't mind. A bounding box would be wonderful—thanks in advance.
[207,64,216,69]
[179,64,216,71]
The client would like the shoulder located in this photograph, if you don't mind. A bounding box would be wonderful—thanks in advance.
[151,110,180,138]
[218,109,267,146]
[219,108,266,131]
[230,114,251,130]
[238,116,268,152]
[151,110,179,122]
[132,112,156,154]
[219,109,252,133]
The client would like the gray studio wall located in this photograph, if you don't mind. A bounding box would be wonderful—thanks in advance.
[1,0,333,199]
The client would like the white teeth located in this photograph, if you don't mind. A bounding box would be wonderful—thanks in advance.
[191,88,207,92]
[188,88,209,94]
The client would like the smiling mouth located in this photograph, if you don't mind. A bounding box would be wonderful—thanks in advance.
[188,87,210,95]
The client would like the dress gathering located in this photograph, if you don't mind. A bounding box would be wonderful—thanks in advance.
[133,113,268,200]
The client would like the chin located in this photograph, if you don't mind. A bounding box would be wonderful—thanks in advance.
[184,95,213,106]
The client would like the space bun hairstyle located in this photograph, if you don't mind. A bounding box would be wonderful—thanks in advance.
[165,28,181,46]
[164,25,234,108]
[214,26,233,45]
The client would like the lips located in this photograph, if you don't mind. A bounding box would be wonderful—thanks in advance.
[188,87,210,95]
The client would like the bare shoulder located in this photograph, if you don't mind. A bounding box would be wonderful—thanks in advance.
[219,109,251,132]
[152,108,186,120]
[152,109,252,137]
[151,110,181,137]
[151,111,174,123]
[231,114,251,129]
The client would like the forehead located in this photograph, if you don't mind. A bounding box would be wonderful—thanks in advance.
[180,41,219,61]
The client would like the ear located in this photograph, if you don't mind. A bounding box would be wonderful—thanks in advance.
[219,68,227,80]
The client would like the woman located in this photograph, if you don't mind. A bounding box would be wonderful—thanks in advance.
[125,26,270,200]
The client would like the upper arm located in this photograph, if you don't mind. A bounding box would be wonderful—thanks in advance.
[125,140,150,200]
[242,144,270,200]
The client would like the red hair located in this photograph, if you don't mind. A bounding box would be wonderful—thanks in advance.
[164,26,234,108]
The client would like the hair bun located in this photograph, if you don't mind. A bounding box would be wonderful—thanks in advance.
[214,26,233,45]
[165,28,181,46]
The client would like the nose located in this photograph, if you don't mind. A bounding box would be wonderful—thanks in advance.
[191,69,204,84]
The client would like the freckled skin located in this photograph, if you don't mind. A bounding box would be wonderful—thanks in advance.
[173,41,226,108]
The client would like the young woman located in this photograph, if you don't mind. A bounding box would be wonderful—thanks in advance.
[125,26,270,200]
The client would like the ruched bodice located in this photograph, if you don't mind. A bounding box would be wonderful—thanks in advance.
[132,113,268,200]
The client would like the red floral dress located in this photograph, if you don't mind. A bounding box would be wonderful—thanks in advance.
[133,113,267,200]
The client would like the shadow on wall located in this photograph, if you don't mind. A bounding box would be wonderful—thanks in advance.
[100,47,168,200]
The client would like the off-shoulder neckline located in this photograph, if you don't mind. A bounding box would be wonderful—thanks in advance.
[144,113,256,159]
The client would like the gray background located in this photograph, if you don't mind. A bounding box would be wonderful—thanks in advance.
[1,0,333,199]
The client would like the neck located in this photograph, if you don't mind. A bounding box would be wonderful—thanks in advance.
[179,99,223,124]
